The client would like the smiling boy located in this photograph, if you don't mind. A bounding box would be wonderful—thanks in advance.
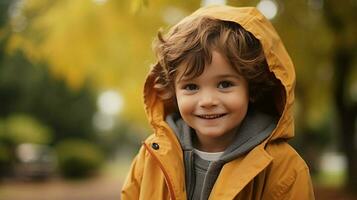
[122,5,315,200]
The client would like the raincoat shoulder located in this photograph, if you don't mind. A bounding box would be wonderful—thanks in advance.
[262,141,315,199]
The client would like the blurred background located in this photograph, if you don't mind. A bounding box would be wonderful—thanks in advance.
[0,0,356,199]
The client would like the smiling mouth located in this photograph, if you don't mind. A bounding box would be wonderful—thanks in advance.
[196,114,227,119]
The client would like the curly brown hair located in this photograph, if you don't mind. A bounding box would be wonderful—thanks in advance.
[152,16,280,115]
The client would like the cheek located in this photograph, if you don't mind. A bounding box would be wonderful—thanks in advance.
[225,93,249,109]
[175,93,194,114]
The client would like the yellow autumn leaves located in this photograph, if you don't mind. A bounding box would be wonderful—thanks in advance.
[6,0,168,123]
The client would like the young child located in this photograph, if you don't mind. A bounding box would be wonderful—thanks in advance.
[121,5,315,200]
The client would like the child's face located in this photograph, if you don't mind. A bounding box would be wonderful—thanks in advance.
[174,51,249,152]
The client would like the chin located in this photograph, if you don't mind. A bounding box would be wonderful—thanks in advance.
[196,129,226,138]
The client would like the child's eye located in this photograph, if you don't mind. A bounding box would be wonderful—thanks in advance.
[183,84,199,91]
[218,81,234,89]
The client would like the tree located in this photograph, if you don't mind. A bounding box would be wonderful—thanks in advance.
[0,0,12,62]
[323,0,357,191]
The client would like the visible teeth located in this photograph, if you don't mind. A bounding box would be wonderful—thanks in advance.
[198,114,225,119]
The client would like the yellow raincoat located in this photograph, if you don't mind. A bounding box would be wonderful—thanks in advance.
[121,5,315,200]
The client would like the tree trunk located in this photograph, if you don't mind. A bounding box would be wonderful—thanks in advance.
[323,0,357,192]
[333,47,357,192]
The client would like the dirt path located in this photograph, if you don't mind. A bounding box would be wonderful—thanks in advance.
[314,187,357,200]
[0,176,122,200]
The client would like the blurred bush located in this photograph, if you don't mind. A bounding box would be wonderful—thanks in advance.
[55,139,104,179]
[0,114,52,177]
[0,114,52,145]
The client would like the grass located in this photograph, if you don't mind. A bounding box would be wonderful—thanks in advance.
[314,169,346,187]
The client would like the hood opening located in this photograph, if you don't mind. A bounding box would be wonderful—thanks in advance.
[250,77,286,118]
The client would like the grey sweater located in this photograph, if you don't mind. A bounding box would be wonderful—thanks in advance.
[166,109,277,200]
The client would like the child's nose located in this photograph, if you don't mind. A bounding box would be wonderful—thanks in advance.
[198,91,219,108]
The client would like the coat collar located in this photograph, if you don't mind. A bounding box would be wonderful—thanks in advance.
[144,129,273,200]
[210,144,273,199]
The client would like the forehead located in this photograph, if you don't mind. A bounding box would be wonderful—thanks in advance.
[175,51,241,82]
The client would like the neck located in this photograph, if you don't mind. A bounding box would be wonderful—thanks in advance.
[193,128,237,152]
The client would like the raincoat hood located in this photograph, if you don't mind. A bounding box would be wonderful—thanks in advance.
[144,5,295,142]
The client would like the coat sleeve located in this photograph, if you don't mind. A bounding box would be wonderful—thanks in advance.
[121,146,146,200]
[271,166,315,200]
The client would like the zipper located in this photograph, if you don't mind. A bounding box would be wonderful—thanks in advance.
[143,142,177,200]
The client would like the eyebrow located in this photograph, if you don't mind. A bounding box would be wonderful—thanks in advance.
[215,74,241,79]
[175,74,241,84]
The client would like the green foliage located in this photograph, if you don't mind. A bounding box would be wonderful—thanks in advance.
[0,114,52,145]
[0,51,97,144]
[0,0,12,27]
[0,1,11,64]
[0,144,10,162]
[55,139,104,178]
